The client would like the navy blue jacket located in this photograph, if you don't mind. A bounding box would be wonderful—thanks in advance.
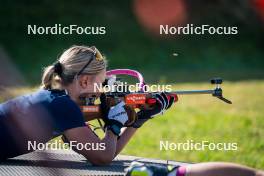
[0,89,85,160]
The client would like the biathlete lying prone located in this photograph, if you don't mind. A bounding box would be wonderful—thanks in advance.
[0,45,263,176]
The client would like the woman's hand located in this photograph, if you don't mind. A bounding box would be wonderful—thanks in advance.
[105,101,128,136]
[132,92,176,128]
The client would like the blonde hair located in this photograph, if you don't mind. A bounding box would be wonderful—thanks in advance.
[41,45,107,90]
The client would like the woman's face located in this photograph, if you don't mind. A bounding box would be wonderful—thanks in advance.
[78,69,106,94]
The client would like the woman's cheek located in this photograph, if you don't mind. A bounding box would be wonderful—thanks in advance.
[86,84,96,93]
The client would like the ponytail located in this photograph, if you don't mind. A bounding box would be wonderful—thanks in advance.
[41,65,56,90]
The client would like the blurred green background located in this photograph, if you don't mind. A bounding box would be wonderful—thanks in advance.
[0,0,264,169]
[0,0,263,84]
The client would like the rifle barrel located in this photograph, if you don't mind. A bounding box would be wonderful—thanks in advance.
[171,89,215,95]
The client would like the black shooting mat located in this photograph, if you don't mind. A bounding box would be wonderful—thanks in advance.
[0,149,189,176]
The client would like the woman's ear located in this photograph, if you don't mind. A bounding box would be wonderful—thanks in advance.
[79,75,90,89]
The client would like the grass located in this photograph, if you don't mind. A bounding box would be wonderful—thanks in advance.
[1,80,264,169]
[121,80,264,169]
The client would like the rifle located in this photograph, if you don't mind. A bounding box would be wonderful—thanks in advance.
[79,69,232,126]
